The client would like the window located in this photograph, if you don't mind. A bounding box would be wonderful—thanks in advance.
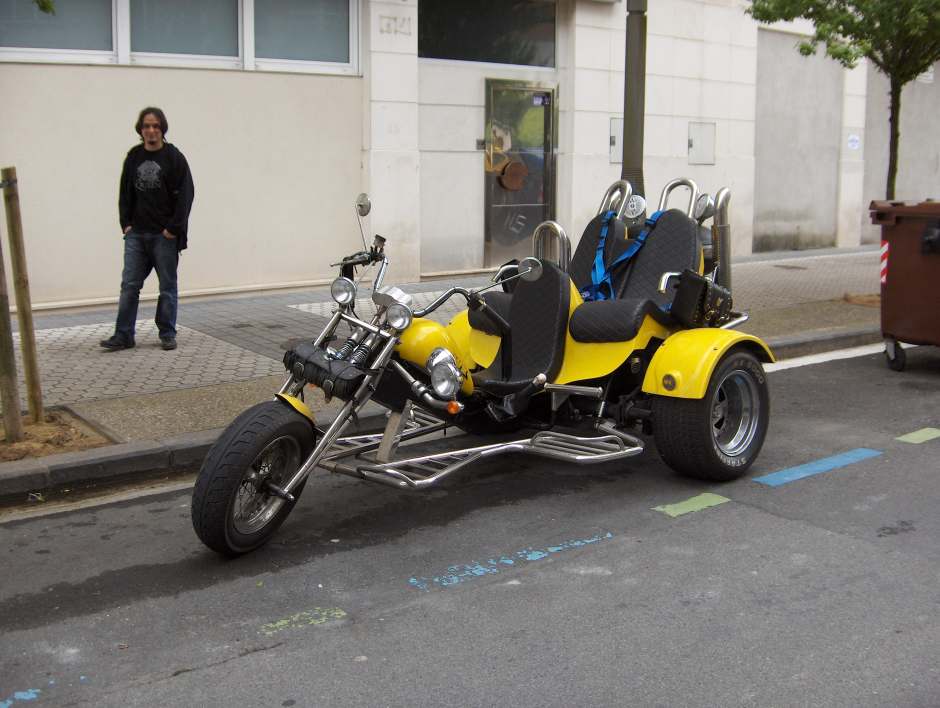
[255,0,349,64]
[419,0,555,68]
[0,0,111,51]
[0,0,357,74]
[130,0,238,57]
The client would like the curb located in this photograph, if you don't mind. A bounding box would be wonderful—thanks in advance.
[0,326,883,502]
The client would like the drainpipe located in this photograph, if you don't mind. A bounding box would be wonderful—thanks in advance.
[621,0,647,199]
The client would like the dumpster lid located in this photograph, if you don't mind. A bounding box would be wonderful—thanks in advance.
[870,199,940,225]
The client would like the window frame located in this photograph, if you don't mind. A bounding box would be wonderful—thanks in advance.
[0,0,359,76]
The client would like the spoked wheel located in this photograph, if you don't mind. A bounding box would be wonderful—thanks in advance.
[192,401,316,556]
[652,348,770,481]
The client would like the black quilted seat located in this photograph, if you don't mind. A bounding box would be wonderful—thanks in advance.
[467,290,512,336]
[567,209,702,343]
[617,209,700,301]
[568,212,631,294]
[473,260,570,395]
[569,299,673,343]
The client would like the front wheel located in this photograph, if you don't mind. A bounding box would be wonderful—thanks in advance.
[651,349,769,481]
[191,401,316,556]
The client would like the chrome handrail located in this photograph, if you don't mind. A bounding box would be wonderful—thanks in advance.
[658,177,699,217]
[532,220,571,272]
[596,179,633,220]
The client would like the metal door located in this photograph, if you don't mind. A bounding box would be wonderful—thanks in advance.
[484,79,557,267]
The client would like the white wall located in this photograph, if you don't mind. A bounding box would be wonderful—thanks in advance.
[0,62,362,307]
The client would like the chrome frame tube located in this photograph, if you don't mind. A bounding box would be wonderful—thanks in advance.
[532,220,571,272]
[712,187,731,291]
[280,335,400,495]
[657,177,699,217]
[596,180,633,220]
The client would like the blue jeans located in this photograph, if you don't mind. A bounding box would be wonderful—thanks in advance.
[114,231,179,342]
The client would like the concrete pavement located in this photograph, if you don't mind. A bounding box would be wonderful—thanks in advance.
[0,245,886,499]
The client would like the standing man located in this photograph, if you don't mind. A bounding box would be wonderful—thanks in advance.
[100,106,194,352]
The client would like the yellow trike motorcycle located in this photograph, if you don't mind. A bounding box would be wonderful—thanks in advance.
[192,179,774,556]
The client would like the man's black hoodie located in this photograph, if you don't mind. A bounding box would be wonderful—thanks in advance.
[119,142,195,251]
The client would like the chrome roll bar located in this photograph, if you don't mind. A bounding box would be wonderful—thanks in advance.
[658,177,699,217]
[712,187,731,290]
[596,180,633,220]
[532,220,571,272]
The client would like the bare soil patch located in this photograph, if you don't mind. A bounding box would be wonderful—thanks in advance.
[0,409,111,462]
[843,292,881,307]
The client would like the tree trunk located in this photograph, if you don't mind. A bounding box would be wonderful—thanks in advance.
[886,77,902,200]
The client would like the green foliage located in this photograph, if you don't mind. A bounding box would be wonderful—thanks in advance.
[747,0,940,83]
[33,0,55,14]
[747,0,940,199]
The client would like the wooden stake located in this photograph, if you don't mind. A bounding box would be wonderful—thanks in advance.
[0,221,23,442]
[2,167,43,423]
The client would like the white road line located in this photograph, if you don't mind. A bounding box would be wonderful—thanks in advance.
[766,341,913,372]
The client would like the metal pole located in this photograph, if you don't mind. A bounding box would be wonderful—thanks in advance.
[1,167,43,423]
[0,222,23,442]
[621,0,647,199]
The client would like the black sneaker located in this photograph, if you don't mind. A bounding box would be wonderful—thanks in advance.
[99,335,135,351]
[160,336,177,351]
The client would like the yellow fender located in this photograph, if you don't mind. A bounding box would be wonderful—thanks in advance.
[642,329,775,399]
[274,393,317,427]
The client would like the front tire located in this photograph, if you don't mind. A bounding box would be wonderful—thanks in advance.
[191,401,316,556]
[652,348,769,481]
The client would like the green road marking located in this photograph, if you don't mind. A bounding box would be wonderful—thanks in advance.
[260,607,347,636]
[653,493,730,518]
[896,428,940,444]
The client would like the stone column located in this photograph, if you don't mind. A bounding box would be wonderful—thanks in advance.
[364,0,421,281]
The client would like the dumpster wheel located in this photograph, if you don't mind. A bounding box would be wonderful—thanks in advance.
[884,337,906,372]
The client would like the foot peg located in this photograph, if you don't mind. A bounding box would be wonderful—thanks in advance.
[263,481,295,502]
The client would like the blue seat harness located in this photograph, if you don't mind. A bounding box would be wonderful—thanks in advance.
[581,209,663,302]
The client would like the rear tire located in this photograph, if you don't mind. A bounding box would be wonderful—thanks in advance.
[191,401,316,556]
[652,349,769,481]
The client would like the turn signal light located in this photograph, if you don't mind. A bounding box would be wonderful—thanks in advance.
[446,400,461,415]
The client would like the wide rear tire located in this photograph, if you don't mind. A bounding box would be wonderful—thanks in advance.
[191,401,316,556]
[652,348,769,481]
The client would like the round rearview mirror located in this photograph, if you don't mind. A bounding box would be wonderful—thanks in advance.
[355,193,372,217]
[519,256,543,282]
[693,193,715,222]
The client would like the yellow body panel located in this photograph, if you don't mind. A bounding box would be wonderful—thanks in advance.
[469,326,501,368]
[396,317,475,394]
[641,328,775,399]
[274,393,316,425]
[553,283,673,384]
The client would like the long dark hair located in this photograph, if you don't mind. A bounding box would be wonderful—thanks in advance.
[135,107,168,138]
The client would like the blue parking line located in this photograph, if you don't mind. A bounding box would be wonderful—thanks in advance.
[408,532,614,591]
[753,448,883,487]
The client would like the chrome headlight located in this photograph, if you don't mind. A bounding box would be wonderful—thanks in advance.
[426,347,463,399]
[330,277,357,306]
[386,302,413,330]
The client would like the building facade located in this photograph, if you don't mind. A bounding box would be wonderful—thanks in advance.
[0,0,937,308]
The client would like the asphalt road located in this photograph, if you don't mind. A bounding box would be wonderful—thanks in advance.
[2,345,939,707]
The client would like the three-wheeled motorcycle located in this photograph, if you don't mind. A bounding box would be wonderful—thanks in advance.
[191,178,774,556]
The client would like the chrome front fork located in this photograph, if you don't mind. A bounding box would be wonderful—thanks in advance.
[279,334,399,497]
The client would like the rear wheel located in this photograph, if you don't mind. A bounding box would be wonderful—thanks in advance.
[191,401,316,556]
[652,349,769,481]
